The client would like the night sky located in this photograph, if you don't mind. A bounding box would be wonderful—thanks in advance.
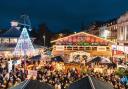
[0,0,128,32]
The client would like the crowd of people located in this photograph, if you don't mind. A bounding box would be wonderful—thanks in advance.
[37,66,81,89]
[0,58,27,89]
[36,64,126,89]
[0,57,126,89]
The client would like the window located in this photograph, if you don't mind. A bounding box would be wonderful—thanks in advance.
[79,47,84,50]
[106,47,110,51]
[73,46,78,50]
[92,47,97,50]
[86,47,91,50]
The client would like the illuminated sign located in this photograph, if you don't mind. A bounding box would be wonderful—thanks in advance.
[55,45,65,51]
[97,46,106,51]
[112,45,128,53]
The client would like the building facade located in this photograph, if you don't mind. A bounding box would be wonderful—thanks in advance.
[0,27,37,57]
[87,21,104,36]
[99,19,118,43]
[87,19,118,43]
[117,12,128,45]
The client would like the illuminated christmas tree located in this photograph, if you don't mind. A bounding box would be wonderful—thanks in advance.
[13,27,35,56]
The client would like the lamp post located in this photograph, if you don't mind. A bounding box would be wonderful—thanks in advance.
[43,35,45,47]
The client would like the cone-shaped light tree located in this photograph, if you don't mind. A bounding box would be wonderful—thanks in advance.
[13,27,35,56]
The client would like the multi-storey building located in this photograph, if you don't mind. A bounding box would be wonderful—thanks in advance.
[117,12,128,45]
[99,18,118,42]
[86,12,128,59]
[87,21,104,36]
[87,19,117,43]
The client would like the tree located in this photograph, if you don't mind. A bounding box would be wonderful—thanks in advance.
[34,23,52,47]
[0,28,7,34]
[29,27,38,37]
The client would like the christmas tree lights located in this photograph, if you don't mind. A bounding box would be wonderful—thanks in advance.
[13,27,35,56]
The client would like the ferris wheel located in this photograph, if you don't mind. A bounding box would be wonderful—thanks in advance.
[10,15,32,31]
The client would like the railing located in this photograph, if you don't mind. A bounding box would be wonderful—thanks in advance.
[0,43,16,51]
[53,45,111,51]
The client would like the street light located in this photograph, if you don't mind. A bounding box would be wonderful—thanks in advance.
[100,30,110,39]
[43,35,45,47]
[59,33,63,38]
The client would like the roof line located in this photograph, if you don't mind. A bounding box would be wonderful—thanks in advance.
[88,76,96,89]
[51,32,116,44]
[21,79,30,89]
[51,32,83,43]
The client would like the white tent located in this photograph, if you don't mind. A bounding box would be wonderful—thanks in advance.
[88,56,111,64]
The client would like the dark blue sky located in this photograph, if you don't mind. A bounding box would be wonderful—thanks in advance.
[0,0,128,32]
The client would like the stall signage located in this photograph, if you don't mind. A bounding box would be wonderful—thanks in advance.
[117,46,124,52]
[112,45,128,53]
[97,46,106,51]
[55,45,65,51]
[112,45,117,50]
[125,46,128,53]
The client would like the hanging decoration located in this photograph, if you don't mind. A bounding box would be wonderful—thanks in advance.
[86,36,90,42]
[72,36,77,43]
[68,37,72,42]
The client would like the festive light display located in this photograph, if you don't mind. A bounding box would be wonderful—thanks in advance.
[13,27,35,56]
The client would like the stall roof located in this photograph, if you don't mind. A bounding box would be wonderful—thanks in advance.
[30,55,41,61]
[68,76,114,89]
[10,80,54,89]
[0,27,21,37]
[51,32,116,44]
[0,27,34,38]
[87,56,112,64]
[51,56,64,62]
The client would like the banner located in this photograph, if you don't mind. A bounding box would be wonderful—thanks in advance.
[117,46,124,52]
[112,45,128,53]
[8,60,12,73]
[125,46,128,53]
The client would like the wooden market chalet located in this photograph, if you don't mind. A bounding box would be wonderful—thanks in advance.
[51,32,116,58]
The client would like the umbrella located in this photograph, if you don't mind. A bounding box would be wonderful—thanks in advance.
[90,57,101,63]
[51,56,64,62]
[88,57,111,64]
[10,80,54,89]
[100,57,111,64]
[30,55,41,61]
[68,76,114,89]
[120,76,128,85]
